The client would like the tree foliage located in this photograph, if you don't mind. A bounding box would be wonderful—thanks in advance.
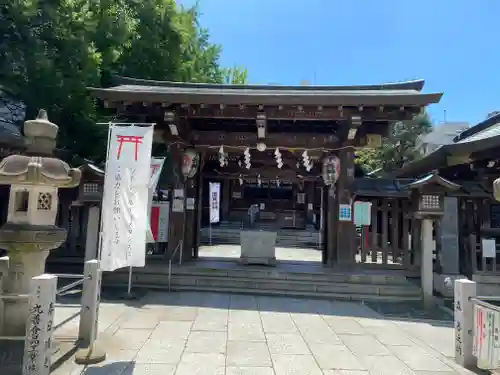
[0,0,248,164]
[355,113,432,173]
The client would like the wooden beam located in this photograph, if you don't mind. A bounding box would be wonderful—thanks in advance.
[203,165,319,180]
[109,102,418,122]
[191,131,339,150]
[179,105,417,122]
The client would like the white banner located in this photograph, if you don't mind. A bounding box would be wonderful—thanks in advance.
[146,157,165,243]
[100,124,154,271]
[209,182,220,224]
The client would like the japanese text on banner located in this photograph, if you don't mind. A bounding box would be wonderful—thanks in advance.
[100,125,153,272]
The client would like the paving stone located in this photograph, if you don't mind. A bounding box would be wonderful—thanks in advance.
[365,326,415,346]
[149,321,193,340]
[322,316,367,335]
[121,313,160,329]
[103,349,138,361]
[266,333,310,355]
[122,363,176,375]
[322,371,370,375]
[355,317,397,329]
[185,331,227,353]
[112,329,151,350]
[226,366,275,375]
[228,321,266,341]
[271,354,323,375]
[174,363,225,375]
[226,341,272,366]
[309,343,367,371]
[192,314,228,331]
[360,355,416,375]
[260,312,298,333]
[180,352,226,366]
[389,345,453,372]
[135,338,186,363]
[339,334,391,356]
[229,309,261,322]
[158,306,198,321]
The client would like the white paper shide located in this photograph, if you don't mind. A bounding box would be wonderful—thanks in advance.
[100,125,153,271]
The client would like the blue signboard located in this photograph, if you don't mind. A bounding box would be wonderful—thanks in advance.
[354,201,372,226]
[339,204,352,221]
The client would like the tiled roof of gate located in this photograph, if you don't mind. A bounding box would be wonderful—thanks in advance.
[88,77,443,107]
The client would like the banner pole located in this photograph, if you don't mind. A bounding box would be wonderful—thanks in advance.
[127,266,133,295]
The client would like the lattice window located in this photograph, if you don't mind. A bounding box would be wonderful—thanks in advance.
[83,183,99,194]
[37,192,52,210]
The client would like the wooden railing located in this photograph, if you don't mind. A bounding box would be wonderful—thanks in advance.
[357,198,418,270]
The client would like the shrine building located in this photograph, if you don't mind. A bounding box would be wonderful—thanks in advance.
[88,76,442,270]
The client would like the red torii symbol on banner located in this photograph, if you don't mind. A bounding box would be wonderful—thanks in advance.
[116,135,143,161]
[151,164,161,175]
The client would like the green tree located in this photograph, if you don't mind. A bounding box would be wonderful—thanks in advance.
[0,0,249,164]
[355,113,432,173]
[223,66,249,84]
[0,0,106,163]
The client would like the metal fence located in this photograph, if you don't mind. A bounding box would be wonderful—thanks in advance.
[0,259,103,375]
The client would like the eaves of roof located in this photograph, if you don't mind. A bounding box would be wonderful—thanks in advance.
[112,75,427,92]
[88,84,443,107]
[454,112,500,142]
[394,121,500,178]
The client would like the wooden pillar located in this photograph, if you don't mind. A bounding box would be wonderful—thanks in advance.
[222,179,230,221]
[305,181,315,225]
[335,148,356,265]
[326,186,337,266]
[194,171,204,258]
[183,178,197,262]
[167,145,186,261]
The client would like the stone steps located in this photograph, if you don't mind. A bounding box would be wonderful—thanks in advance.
[103,262,422,302]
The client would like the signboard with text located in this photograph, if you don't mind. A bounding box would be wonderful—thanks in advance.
[100,124,154,271]
[209,182,220,224]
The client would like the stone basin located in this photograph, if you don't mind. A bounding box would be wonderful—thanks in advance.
[239,230,277,266]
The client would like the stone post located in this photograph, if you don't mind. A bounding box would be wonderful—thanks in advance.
[421,218,434,309]
[84,205,100,261]
[454,279,477,368]
[440,197,460,274]
[22,274,57,375]
[75,259,106,364]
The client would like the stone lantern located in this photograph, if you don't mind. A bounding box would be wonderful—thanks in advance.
[0,110,81,335]
[403,172,460,309]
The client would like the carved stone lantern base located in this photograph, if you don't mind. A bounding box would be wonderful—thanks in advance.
[0,223,66,335]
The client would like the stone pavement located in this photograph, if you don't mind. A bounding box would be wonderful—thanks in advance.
[50,291,477,375]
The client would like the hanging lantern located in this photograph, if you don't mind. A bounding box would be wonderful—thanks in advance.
[494,177,500,201]
[322,155,340,186]
[181,148,200,178]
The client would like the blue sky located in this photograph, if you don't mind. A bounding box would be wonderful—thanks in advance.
[178,0,498,127]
